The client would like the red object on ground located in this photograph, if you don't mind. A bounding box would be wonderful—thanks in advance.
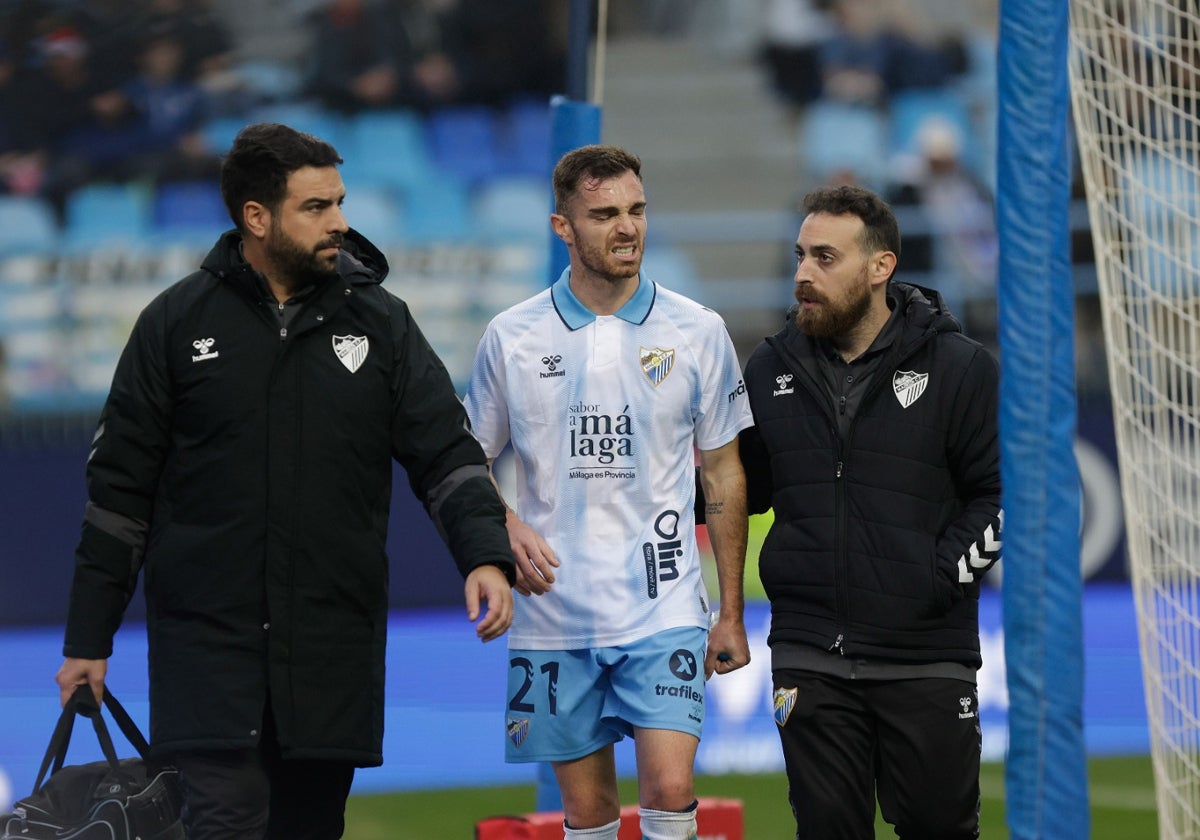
[474,796,744,839]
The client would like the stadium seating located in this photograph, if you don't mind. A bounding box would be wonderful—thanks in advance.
[249,101,350,152]
[639,244,702,299]
[472,175,551,243]
[62,182,153,252]
[200,114,250,155]
[340,109,432,191]
[396,172,474,243]
[498,98,554,177]
[798,101,889,190]
[426,105,503,184]
[151,180,230,244]
[888,89,976,171]
[342,182,405,246]
[0,195,59,257]
[233,58,304,104]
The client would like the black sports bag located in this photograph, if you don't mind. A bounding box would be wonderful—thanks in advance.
[0,685,184,840]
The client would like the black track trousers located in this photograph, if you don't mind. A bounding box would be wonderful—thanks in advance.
[171,705,356,840]
[773,669,982,840]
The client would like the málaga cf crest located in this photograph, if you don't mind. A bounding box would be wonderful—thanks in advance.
[506,717,530,748]
[892,369,928,408]
[333,335,369,373]
[640,346,675,387]
[773,687,798,727]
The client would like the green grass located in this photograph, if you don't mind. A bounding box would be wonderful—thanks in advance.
[343,755,1157,839]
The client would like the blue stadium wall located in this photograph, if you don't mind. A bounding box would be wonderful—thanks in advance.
[0,435,470,626]
[0,392,1127,627]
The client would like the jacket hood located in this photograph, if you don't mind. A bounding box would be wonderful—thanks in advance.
[777,280,962,344]
[200,227,390,291]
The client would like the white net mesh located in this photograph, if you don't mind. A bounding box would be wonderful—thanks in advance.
[1069,1,1200,836]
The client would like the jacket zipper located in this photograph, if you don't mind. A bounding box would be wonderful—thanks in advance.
[769,325,939,657]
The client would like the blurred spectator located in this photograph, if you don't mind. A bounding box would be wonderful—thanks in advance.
[887,115,998,343]
[302,0,563,113]
[74,0,150,90]
[0,24,127,210]
[302,0,457,113]
[818,0,965,107]
[0,38,19,158]
[759,0,836,109]
[0,16,221,215]
[110,22,221,184]
[429,0,565,108]
[141,0,242,112]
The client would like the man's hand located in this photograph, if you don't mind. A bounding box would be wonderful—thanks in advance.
[704,611,751,679]
[55,657,107,707]
[465,564,514,642]
[505,511,559,597]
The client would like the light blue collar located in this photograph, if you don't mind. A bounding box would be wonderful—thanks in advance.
[551,267,656,330]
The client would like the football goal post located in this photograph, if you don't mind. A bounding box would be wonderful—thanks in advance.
[1068,1,1200,836]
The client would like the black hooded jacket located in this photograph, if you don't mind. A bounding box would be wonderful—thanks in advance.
[63,228,514,765]
[741,282,1001,667]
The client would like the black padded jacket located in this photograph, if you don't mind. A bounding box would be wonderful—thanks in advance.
[63,228,514,764]
[740,282,1001,667]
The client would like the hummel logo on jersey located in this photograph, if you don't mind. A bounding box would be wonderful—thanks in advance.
[893,370,929,408]
[773,373,794,396]
[540,354,564,378]
[958,696,977,719]
[191,338,219,362]
[333,335,368,373]
[640,346,675,387]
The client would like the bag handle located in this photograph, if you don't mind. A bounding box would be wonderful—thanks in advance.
[31,685,152,794]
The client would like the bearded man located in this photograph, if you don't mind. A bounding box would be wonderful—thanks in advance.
[56,122,515,839]
[738,184,1002,840]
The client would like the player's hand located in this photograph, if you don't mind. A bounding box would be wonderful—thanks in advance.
[55,657,107,707]
[465,564,514,642]
[704,612,750,679]
[505,511,558,597]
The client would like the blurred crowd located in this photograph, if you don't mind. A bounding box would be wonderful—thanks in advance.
[759,0,975,111]
[0,0,566,219]
[754,0,1000,345]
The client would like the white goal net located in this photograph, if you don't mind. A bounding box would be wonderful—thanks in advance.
[1069,1,1200,836]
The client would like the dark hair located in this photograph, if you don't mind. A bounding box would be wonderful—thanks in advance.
[552,144,642,214]
[220,123,343,230]
[801,185,901,261]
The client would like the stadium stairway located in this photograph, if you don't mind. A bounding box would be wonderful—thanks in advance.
[599,34,804,354]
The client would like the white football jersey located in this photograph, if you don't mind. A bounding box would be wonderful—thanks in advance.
[464,270,753,649]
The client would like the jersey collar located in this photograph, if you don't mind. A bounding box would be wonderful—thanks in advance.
[551,267,656,330]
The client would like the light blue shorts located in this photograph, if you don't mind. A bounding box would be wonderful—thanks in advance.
[504,626,708,763]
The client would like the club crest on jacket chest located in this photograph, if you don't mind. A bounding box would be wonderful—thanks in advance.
[333,334,369,373]
[893,370,929,408]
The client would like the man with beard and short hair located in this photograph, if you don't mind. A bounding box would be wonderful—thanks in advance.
[738,184,1002,839]
[55,122,516,840]
[464,144,753,840]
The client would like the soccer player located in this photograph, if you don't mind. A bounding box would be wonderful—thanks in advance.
[464,144,752,840]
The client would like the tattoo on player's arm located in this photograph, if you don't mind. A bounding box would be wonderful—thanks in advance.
[706,501,725,517]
